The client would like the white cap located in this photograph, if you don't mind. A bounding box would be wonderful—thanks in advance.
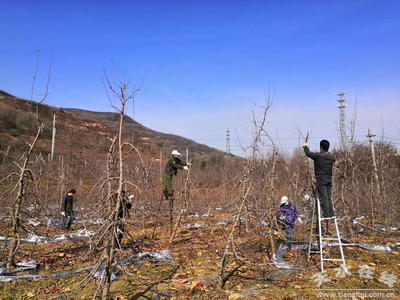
[172,150,181,156]
[280,196,289,205]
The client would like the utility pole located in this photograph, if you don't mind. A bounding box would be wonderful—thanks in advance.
[226,127,231,155]
[51,113,56,161]
[367,128,381,227]
[61,155,65,198]
[337,89,348,150]
[160,150,163,186]
[367,128,381,195]
[132,97,135,144]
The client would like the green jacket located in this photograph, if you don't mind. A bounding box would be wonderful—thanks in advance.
[164,156,187,176]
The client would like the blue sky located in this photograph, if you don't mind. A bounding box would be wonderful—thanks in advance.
[1,0,399,155]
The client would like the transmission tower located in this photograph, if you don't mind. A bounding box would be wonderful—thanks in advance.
[337,88,348,149]
[226,127,231,155]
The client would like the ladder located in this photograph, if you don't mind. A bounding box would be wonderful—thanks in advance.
[151,189,174,238]
[307,187,347,273]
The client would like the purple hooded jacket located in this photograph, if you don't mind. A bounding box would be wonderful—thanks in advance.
[277,202,300,227]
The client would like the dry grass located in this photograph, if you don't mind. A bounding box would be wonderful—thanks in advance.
[1,209,399,299]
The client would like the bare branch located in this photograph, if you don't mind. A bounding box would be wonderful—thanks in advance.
[31,50,40,101]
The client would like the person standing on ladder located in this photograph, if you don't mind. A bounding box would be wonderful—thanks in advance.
[303,139,336,219]
[163,150,190,199]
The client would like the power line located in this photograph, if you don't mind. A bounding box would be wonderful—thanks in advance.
[194,135,398,143]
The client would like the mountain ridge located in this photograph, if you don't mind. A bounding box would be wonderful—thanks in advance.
[0,90,225,162]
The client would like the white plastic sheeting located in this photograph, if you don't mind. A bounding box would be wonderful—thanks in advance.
[23,228,95,244]
[132,250,174,262]
[26,219,41,227]
[0,250,174,282]
[270,254,300,270]
[0,228,95,248]
[0,262,95,282]
[357,243,393,252]
[0,261,38,277]
[186,223,204,229]
[94,266,118,281]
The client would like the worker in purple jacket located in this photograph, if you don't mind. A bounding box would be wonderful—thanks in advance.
[276,196,303,248]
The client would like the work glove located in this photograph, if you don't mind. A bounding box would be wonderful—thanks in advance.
[183,166,189,170]
[187,162,192,167]
[61,211,65,216]
[297,217,303,225]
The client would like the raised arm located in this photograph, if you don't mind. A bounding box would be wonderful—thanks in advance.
[303,145,318,160]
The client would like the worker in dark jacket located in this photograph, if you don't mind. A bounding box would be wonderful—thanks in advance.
[61,189,76,230]
[164,150,190,199]
[276,196,303,248]
[117,190,132,244]
[303,139,336,218]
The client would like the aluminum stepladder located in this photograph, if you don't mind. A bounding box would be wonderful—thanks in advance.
[307,184,347,273]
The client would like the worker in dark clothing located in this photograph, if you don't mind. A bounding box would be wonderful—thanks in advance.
[117,190,132,244]
[303,139,336,218]
[61,189,76,230]
[163,150,190,199]
[276,196,303,248]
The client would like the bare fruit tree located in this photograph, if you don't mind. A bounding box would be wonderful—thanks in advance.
[4,49,53,269]
[96,63,144,299]
[250,86,277,254]
[217,87,277,288]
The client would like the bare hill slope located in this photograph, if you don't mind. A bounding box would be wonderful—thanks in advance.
[0,90,222,162]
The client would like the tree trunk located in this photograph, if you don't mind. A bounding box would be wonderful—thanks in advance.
[7,127,41,269]
[268,150,277,255]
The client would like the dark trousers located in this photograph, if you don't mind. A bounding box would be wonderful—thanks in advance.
[117,221,124,244]
[316,175,335,218]
[282,224,294,248]
[62,212,74,230]
[164,174,173,196]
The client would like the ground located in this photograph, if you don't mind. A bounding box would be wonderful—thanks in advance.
[0,208,399,299]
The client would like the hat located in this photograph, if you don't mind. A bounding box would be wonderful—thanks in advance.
[172,150,181,156]
[280,196,289,205]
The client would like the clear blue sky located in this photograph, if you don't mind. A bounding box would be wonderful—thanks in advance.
[1,0,399,155]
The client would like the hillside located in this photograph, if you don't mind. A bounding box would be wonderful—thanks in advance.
[0,90,223,162]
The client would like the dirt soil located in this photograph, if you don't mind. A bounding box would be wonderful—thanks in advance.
[1,209,399,299]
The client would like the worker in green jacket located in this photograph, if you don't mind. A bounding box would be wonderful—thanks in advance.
[164,150,190,199]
